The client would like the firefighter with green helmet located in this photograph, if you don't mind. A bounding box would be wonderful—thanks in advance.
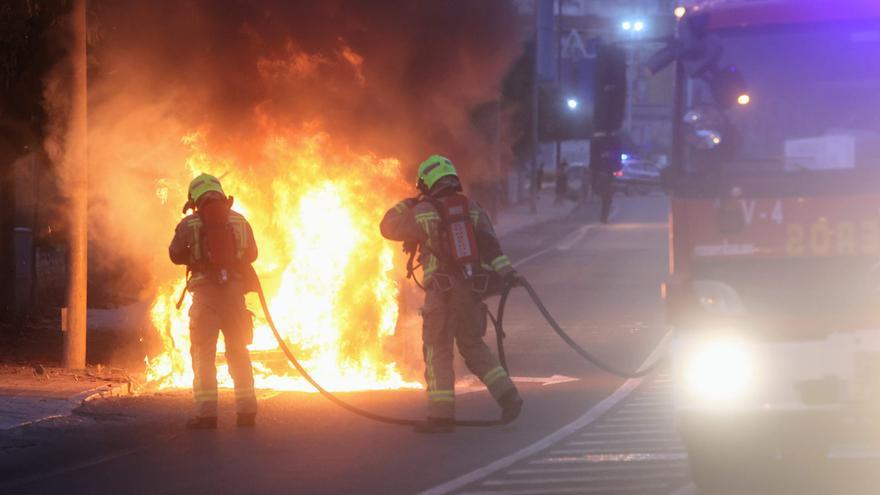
[169,173,259,429]
[380,155,524,433]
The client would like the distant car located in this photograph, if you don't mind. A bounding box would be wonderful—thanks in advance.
[614,160,661,195]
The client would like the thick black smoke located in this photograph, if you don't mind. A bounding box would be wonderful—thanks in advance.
[90,0,521,172]
[43,0,524,301]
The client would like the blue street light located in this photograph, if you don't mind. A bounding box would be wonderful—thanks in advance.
[566,98,578,110]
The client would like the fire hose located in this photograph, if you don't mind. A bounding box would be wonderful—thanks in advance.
[252,264,660,429]
[496,278,662,379]
[252,272,509,427]
[406,248,661,379]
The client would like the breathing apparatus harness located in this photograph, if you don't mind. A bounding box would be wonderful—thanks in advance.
[175,194,240,309]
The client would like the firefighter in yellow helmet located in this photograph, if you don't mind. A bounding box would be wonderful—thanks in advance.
[168,173,259,429]
[380,155,523,433]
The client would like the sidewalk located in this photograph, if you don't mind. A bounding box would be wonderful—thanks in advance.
[493,190,579,238]
[0,365,131,431]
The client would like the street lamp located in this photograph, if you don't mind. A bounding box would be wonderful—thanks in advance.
[621,20,633,31]
[566,97,578,110]
[633,20,645,32]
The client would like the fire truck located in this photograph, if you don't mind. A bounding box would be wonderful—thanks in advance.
[649,0,880,488]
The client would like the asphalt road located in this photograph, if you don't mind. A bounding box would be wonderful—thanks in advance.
[0,194,674,495]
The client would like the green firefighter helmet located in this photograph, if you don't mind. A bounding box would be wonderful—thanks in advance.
[188,173,225,204]
[417,155,458,191]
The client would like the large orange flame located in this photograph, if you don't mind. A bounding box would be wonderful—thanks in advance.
[146,130,420,391]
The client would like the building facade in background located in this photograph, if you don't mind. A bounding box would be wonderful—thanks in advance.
[518,0,678,168]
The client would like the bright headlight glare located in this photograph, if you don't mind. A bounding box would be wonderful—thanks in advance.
[684,337,753,404]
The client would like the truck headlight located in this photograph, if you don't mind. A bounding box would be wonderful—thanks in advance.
[683,336,753,404]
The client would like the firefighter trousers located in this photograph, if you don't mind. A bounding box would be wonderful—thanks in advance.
[421,275,518,419]
[189,283,257,418]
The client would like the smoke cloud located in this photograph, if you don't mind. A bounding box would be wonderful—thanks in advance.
[45,0,523,301]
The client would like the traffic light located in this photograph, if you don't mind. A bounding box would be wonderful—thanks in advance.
[593,43,627,132]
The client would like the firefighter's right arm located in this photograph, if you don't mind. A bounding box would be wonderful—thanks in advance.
[379,198,425,243]
[168,220,192,266]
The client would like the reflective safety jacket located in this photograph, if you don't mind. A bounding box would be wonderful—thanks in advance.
[380,196,513,284]
[168,210,258,289]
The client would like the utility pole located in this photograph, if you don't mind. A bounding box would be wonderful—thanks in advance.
[554,0,563,205]
[63,0,88,369]
[529,1,539,214]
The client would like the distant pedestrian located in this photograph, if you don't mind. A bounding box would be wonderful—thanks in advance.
[590,132,622,224]
[555,159,569,205]
[535,161,545,198]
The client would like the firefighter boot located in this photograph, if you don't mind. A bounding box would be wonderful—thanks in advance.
[186,416,218,430]
[499,390,524,424]
[236,413,256,427]
[413,417,456,434]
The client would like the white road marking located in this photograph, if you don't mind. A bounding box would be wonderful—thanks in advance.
[575,428,674,438]
[512,375,580,386]
[418,329,670,495]
[456,375,580,395]
[557,225,594,251]
[549,446,686,457]
[459,481,663,495]
[417,377,644,495]
[512,203,620,269]
[532,452,687,464]
[507,463,686,476]
[566,438,681,447]
[481,470,684,486]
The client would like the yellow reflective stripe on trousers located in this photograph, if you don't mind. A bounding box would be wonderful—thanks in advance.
[428,390,455,402]
[482,366,508,386]
[426,345,436,391]
[394,201,409,213]
[234,387,255,398]
[491,255,511,271]
[194,390,218,401]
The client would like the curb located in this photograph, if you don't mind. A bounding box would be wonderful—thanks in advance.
[1,380,133,431]
[77,380,134,404]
